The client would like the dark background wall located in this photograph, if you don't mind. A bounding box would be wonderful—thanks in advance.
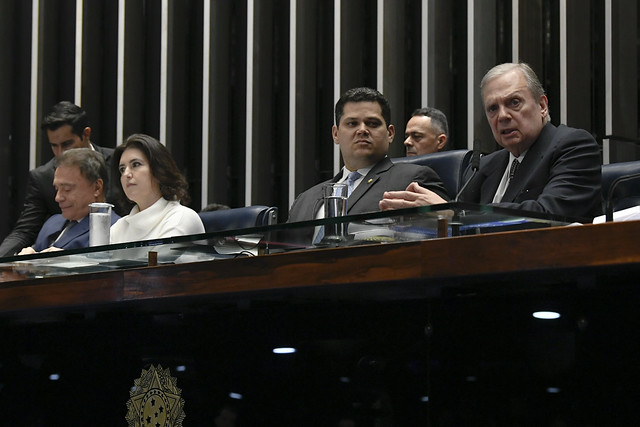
[0,0,638,238]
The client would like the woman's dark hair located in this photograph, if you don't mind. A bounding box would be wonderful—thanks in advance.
[112,133,191,207]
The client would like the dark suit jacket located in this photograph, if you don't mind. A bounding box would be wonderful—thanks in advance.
[32,211,120,252]
[287,156,449,222]
[459,123,602,221]
[0,144,122,257]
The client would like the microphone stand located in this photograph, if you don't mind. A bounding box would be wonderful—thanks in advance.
[455,140,481,202]
[605,172,640,222]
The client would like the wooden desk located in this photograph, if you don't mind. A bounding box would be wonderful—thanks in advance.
[1,220,638,312]
[0,221,638,424]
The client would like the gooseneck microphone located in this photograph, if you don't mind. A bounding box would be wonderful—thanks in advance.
[605,172,640,222]
[455,139,481,202]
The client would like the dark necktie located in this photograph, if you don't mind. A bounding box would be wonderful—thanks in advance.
[509,159,520,181]
[50,220,76,247]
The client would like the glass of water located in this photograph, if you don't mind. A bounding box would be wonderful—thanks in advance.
[89,202,114,246]
[322,183,348,242]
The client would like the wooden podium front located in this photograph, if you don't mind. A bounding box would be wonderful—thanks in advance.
[0,220,639,425]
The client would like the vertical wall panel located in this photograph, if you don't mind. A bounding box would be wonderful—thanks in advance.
[292,0,334,211]
[38,0,77,164]
[82,1,118,148]
[0,1,25,239]
[382,0,408,159]
[74,0,83,106]
[248,0,289,207]
[165,0,204,209]
[565,0,592,131]
[472,0,499,152]
[609,0,639,162]
[201,0,211,207]
[207,1,245,209]
[426,1,457,145]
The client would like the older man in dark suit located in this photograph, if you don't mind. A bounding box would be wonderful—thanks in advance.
[287,87,449,224]
[0,101,125,257]
[18,148,119,254]
[380,62,602,222]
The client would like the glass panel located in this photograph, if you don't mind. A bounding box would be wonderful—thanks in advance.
[0,202,573,281]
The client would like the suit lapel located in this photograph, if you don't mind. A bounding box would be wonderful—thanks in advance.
[501,123,553,202]
[42,215,68,248]
[346,158,392,213]
[55,217,89,248]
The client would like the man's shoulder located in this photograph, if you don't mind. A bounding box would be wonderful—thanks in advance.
[42,213,66,228]
[298,179,332,197]
[29,157,56,180]
[387,161,428,173]
[525,123,598,158]
[540,123,594,143]
[383,158,438,179]
[94,144,115,159]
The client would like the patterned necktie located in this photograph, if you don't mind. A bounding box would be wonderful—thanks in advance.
[346,171,362,197]
[509,159,520,181]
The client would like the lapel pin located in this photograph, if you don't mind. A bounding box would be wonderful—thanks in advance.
[367,179,373,184]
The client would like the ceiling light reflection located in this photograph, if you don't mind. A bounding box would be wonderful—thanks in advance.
[533,311,561,319]
[273,347,296,354]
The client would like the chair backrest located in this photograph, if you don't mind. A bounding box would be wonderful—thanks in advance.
[391,149,473,198]
[601,161,640,211]
[198,205,278,233]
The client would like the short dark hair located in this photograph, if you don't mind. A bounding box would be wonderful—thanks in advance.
[410,107,449,138]
[112,134,191,207]
[41,101,89,137]
[57,148,107,189]
[335,87,391,128]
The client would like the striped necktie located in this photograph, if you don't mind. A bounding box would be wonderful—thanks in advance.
[346,171,361,196]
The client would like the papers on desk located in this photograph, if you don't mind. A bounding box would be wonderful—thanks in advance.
[592,206,640,224]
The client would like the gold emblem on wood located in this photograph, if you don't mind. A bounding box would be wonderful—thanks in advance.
[125,364,185,426]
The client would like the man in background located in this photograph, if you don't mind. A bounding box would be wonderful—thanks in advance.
[0,101,121,256]
[19,148,119,254]
[403,107,449,156]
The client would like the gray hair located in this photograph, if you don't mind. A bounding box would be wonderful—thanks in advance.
[480,62,551,123]
[57,148,108,187]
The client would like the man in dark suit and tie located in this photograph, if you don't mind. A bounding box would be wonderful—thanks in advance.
[287,87,449,224]
[0,101,125,257]
[380,62,602,222]
[18,148,119,254]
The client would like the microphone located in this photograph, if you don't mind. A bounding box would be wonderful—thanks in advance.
[605,172,640,222]
[455,139,481,202]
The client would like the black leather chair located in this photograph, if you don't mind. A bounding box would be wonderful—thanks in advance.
[198,205,278,233]
[391,149,473,198]
[601,161,640,212]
